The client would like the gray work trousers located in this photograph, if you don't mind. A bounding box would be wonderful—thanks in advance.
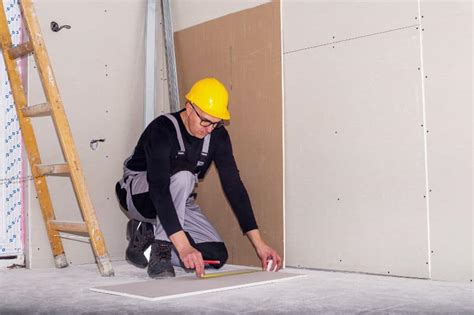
[118,169,223,265]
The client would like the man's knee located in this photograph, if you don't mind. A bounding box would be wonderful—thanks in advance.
[194,242,228,269]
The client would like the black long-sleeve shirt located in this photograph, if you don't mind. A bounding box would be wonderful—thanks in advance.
[126,110,258,237]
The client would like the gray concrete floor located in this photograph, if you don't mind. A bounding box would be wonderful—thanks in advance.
[0,261,472,314]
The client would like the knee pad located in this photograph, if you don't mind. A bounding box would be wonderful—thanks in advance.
[194,242,228,269]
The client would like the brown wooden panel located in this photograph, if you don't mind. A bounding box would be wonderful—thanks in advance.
[174,1,283,267]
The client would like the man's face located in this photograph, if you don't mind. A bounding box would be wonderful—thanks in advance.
[185,102,223,139]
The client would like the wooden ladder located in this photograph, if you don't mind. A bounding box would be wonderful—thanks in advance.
[0,0,114,276]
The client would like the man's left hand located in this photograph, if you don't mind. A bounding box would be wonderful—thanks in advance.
[255,243,282,272]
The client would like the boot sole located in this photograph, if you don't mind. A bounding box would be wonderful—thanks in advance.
[126,257,148,269]
[148,271,176,279]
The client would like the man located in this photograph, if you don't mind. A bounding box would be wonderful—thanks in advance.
[115,77,281,278]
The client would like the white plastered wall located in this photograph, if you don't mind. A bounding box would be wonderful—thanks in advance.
[283,0,472,282]
[25,0,271,269]
[26,0,146,268]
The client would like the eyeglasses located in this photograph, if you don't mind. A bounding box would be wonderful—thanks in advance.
[191,104,224,129]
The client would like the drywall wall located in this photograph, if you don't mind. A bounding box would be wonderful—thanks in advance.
[283,0,430,278]
[420,1,472,282]
[283,0,472,282]
[26,0,146,268]
[174,1,283,267]
[171,0,270,32]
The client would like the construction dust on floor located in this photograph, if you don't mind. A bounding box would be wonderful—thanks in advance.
[1,261,472,314]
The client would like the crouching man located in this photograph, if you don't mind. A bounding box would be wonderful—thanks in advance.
[115,78,281,278]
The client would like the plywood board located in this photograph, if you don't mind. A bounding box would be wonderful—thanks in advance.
[172,0,270,32]
[282,0,419,53]
[91,271,305,301]
[174,2,283,267]
[420,1,473,282]
[284,22,430,277]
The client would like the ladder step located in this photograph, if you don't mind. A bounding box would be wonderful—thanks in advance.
[50,220,88,233]
[8,41,33,59]
[35,163,70,176]
[21,102,52,117]
[57,233,90,243]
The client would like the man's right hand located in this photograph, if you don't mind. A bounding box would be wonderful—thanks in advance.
[178,245,205,278]
[169,230,205,278]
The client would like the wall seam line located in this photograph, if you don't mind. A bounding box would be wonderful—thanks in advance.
[284,24,419,55]
[417,0,432,280]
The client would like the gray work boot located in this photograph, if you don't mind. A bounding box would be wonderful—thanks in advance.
[147,240,176,279]
[126,220,155,268]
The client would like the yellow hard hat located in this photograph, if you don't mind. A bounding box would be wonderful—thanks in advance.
[185,78,230,120]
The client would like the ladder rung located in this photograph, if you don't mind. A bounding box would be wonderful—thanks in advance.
[50,220,88,233]
[35,163,70,176]
[57,233,90,243]
[21,102,52,117]
[8,41,33,59]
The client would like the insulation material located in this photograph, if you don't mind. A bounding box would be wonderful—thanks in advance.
[91,271,305,301]
[173,2,283,267]
[0,0,24,257]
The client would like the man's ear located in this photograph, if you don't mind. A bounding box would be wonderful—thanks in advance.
[184,101,191,113]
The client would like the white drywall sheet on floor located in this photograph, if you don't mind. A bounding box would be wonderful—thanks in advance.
[420,1,473,282]
[283,2,430,278]
[91,271,305,301]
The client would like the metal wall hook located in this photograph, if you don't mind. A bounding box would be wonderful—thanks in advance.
[51,21,71,32]
[90,139,105,150]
